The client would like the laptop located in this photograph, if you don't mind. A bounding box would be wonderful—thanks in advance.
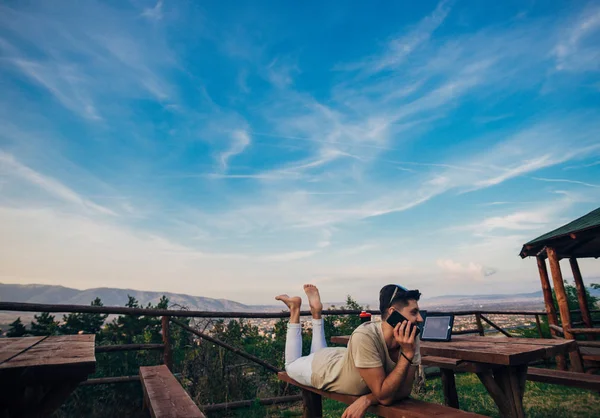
[419,311,454,342]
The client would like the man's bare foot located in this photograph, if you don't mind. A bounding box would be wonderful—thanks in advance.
[275,294,302,311]
[303,284,323,319]
[275,294,302,324]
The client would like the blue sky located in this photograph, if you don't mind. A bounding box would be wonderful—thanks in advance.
[1,0,599,305]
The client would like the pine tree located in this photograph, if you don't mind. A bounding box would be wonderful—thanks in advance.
[7,317,27,337]
[61,297,108,335]
[30,312,59,336]
[103,295,169,344]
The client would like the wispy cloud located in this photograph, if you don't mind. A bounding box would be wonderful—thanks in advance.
[348,0,451,73]
[437,259,497,280]
[142,0,164,21]
[219,130,251,171]
[553,5,600,72]
[531,177,600,188]
[0,151,116,216]
[0,1,178,121]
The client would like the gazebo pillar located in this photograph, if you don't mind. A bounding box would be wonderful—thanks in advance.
[536,256,566,370]
[547,247,584,372]
[569,258,594,341]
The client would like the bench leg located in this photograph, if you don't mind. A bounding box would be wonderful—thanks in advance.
[302,388,322,418]
[440,368,460,409]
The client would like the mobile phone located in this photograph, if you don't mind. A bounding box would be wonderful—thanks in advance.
[386,311,421,337]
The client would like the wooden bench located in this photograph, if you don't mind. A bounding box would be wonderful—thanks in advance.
[139,365,205,418]
[527,367,600,391]
[278,372,486,418]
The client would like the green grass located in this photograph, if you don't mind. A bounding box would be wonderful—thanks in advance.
[249,374,600,418]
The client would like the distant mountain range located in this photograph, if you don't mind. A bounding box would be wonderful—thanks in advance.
[0,283,259,314]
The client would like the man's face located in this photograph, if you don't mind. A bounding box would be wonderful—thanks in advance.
[390,299,423,325]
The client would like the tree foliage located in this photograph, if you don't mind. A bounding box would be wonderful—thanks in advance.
[61,297,108,335]
[30,312,60,336]
[7,317,27,337]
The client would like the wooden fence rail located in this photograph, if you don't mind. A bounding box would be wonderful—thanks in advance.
[95,344,164,353]
[0,301,553,318]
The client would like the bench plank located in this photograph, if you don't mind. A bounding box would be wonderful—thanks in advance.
[279,372,486,418]
[527,367,600,391]
[422,356,493,373]
[140,365,204,418]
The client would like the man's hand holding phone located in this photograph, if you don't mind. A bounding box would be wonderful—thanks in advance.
[387,311,418,361]
[393,321,417,360]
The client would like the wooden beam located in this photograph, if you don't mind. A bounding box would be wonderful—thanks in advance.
[80,375,140,385]
[452,329,483,335]
[0,301,550,318]
[567,328,600,335]
[479,314,512,337]
[95,344,164,353]
[200,395,303,412]
[537,256,560,334]
[162,316,173,371]
[547,247,584,373]
[569,258,594,341]
[536,256,567,370]
[475,313,485,336]
[301,389,322,418]
[534,315,543,339]
[440,369,460,409]
[170,318,281,374]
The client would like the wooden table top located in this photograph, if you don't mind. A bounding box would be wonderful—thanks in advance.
[0,335,96,372]
[330,334,577,366]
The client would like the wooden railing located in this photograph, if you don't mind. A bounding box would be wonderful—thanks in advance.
[0,301,590,413]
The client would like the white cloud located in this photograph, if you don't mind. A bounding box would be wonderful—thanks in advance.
[141,0,163,21]
[531,177,600,188]
[219,130,251,171]
[8,58,101,120]
[351,0,451,73]
[0,1,178,120]
[0,151,117,216]
[437,259,497,280]
[266,57,300,88]
[553,6,600,72]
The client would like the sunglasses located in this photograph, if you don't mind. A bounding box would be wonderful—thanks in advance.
[389,284,409,306]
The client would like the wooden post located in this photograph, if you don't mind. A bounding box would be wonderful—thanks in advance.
[475,313,485,336]
[440,369,460,409]
[301,389,322,418]
[537,255,566,370]
[570,258,594,341]
[534,315,543,339]
[547,247,584,373]
[162,316,173,371]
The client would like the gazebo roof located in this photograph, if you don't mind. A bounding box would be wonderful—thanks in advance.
[519,207,600,259]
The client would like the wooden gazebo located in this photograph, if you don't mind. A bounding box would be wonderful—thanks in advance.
[520,207,600,372]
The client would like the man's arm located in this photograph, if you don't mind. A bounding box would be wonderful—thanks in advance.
[342,364,416,418]
[395,365,417,399]
[356,321,417,405]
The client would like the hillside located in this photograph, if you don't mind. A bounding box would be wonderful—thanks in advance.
[0,283,256,311]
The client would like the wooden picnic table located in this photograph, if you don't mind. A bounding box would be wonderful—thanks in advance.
[0,335,96,418]
[330,334,577,418]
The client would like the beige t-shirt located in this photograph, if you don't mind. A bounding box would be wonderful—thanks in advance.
[310,321,421,395]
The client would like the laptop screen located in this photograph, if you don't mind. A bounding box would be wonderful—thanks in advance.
[422,315,452,340]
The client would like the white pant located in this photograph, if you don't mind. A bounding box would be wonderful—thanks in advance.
[285,319,327,387]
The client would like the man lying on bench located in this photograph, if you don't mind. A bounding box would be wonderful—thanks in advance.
[276,284,423,418]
